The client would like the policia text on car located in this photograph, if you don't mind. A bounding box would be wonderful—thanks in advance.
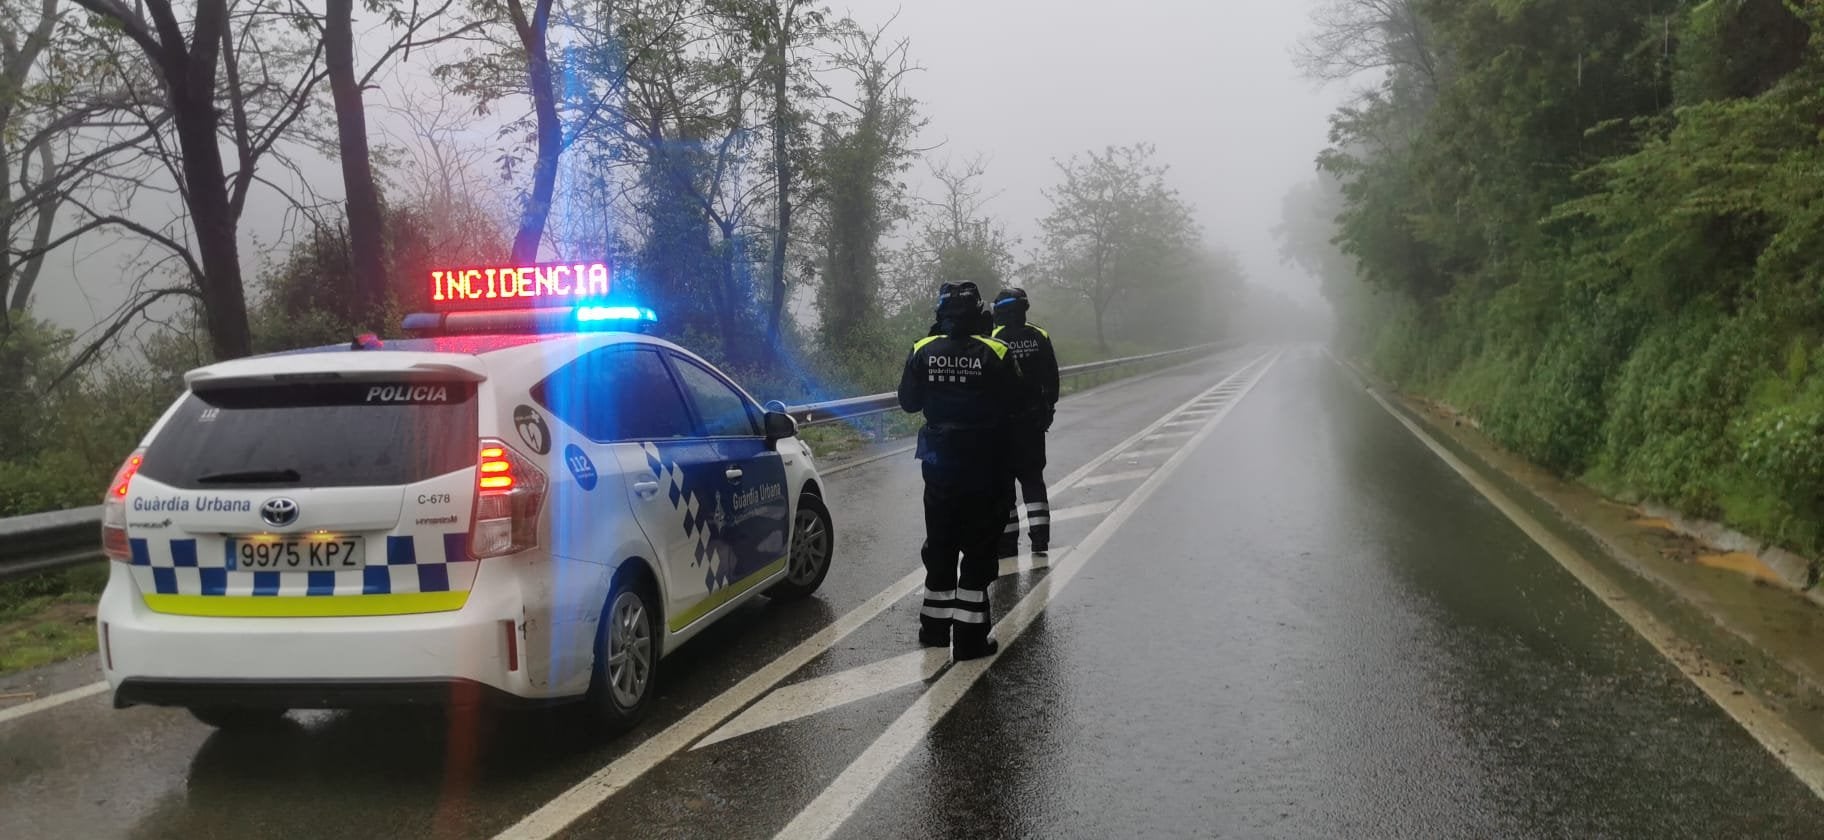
[897,282,1029,660]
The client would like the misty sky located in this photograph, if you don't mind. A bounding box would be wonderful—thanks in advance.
[34,0,1343,333]
[835,0,1346,302]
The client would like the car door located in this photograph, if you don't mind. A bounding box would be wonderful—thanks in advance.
[665,353,792,599]
[541,346,723,632]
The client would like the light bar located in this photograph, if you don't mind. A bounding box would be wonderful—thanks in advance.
[576,306,657,324]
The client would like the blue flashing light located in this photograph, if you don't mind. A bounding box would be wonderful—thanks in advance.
[576,305,658,324]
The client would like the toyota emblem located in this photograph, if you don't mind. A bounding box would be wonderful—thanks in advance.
[260,497,300,528]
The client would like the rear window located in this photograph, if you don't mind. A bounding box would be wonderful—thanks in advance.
[139,381,479,489]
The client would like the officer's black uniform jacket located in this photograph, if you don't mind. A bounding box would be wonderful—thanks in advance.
[991,318,1059,426]
[897,332,1022,473]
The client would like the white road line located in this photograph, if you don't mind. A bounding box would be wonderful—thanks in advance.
[997,547,1065,577]
[1071,469,1153,490]
[694,649,949,750]
[772,352,1280,840]
[1047,500,1119,525]
[0,681,109,726]
[1118,447,1179,460]
[494,352,1272,840]
[1143,431,1198,443]
[1342,355,1824,803]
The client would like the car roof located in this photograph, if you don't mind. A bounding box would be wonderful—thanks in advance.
[186,331,699,387]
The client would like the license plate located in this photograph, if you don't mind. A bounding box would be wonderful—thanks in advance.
[228,536,366,571]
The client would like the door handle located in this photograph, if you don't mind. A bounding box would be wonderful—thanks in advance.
[633,481,660,499]
[724,467,744,483]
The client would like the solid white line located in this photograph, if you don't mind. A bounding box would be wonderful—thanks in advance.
[1071,469,1154,490]
[492,567,924,840]
[693,649,949,750]
[1118,447,1179,460]
[1344,356,1824,803]
[494,352,1272,840]
[1143,430,1198,443]
[1048,500,1119,524]
[997,546,1067,577]
[0,681,109,726]
[772,353,1280,839]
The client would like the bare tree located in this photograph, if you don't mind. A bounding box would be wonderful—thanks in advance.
[1296,0,1442,96]
[1037,144,1198,352]
[68,0,331,361]
[1,0,65,315]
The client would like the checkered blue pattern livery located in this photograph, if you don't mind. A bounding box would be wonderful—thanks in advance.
[640,441,735,593]
[126,532,474,597]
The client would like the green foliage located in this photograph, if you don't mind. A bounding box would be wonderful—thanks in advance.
[1316,0,1824,553]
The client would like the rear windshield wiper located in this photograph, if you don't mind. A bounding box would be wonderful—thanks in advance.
[196,468,302,484]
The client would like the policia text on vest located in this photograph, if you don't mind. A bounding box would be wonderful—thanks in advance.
[897,281,1030,661]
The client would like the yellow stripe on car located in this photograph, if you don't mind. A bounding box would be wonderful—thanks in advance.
[668,557,787,632]
[142,591,470,617]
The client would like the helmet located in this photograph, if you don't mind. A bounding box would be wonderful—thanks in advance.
[935,282,984,320]
[992,287,1030,326]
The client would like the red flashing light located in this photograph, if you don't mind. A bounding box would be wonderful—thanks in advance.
[430,262,612,311]
[112,454,142,498]
[102,449,146,562]
[470,439,547,559]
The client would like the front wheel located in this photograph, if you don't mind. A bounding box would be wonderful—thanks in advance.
[585,574,661,733]
[768,492,834,600]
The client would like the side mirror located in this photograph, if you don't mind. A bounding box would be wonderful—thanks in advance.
[763,402,797,443]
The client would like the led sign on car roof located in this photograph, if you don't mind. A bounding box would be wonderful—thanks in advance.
[429,262,612,310]
[406,261,657,336]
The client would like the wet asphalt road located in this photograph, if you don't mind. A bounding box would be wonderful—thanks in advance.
[5,346,1824,839]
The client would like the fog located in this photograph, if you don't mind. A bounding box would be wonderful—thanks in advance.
[30,1,1344,335]
[834,0,1347,303]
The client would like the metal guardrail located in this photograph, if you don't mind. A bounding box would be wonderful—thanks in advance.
[0,505,106,580]
[785,341,1230,427]
[0,341,1231,580]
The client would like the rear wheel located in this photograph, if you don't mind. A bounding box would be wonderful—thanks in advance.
[188,706,289,730]
[586,571,660,732]
[768,492,834,600]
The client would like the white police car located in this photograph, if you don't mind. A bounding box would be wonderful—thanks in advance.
[95,264,834,730]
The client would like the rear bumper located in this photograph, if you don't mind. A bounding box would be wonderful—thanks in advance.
[112,677,564,710]
[96,560,599,706]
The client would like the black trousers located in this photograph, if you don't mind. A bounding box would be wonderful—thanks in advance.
[920,460,1010,647]
[998,423,1050,556]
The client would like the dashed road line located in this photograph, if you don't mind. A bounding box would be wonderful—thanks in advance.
[771,351,1279,840]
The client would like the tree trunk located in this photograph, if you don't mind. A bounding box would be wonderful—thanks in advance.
[11,145,62,312]
[765,8,793,347]
[325,0,388,327]
[173,2,251,361]
[509,0,560,263]
[1093,301,1109,354]
[717,222,741,360]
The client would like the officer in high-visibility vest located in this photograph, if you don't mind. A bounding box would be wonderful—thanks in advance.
[991,288,1060,558]
[898,281,1024,660]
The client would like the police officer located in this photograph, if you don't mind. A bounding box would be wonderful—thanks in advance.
[898,281,1022,660]
[991,288,1060,558]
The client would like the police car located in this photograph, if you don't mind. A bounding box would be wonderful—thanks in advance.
[95,262,835,730]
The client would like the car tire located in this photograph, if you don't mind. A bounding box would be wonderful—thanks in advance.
[188,706,289,730]
[585,569,661,733]
[767,492,834,601]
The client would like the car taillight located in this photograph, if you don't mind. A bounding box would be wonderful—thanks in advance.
[102,449,145,562]
[470,438,547,559]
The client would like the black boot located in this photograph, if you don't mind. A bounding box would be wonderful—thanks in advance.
[954,636,999,661]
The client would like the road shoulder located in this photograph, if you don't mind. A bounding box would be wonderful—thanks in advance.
[1333,353,1824,757]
